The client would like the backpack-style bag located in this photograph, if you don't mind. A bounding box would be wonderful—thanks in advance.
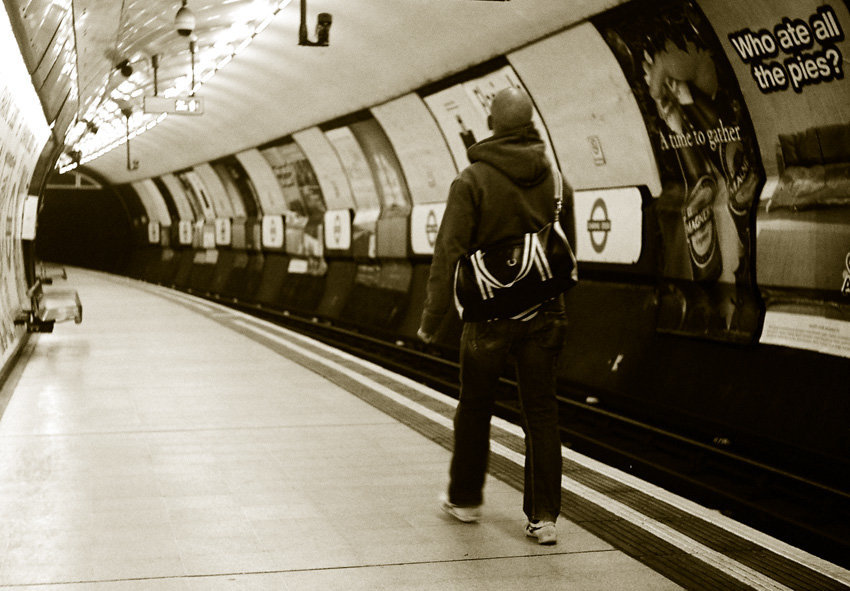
[453,168,578,322]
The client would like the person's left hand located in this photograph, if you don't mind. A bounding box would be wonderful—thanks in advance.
[417,327,433,344]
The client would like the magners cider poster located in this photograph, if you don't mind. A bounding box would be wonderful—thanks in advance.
[594,0,765,343]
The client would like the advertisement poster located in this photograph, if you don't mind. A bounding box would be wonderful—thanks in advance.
[422,84,485,171]
[176,170,216,221]
[235,149,289,215]
[147,180,174,225]
[423,65,557,171]
[212,157,257,218]
[700,0,850,358]
[370,93,458,206]
[325,125,380,259]
[726,4,846,97]
[260,141,326,273]
[194,163,236,219]
[756,124,850,358]
[462,66,558,168]
[506,23,664,195]
[159,174,198,223]
[292,128,353,212]
[260,144,309,255]
[351,118,412,259]
[260,144,310,216]
[350,119,411,212]
[324,126,381,211]
[211,163,246,218]
[0,7,50,365]
[698,1,850,177]
[594,0,765,343]
[0,150,22,357]
[146,179,184,244]
[132,180,172,227]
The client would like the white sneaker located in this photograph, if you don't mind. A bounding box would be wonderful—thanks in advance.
[525,520,557,545]
[440,494,481,523]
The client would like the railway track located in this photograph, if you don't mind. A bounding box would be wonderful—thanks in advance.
[204,292,850,569]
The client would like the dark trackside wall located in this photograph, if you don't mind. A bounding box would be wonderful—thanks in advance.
[35,171,133,274]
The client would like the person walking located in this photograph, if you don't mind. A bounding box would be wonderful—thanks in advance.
[417,87,577,545]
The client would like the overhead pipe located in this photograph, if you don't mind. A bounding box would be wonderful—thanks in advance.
[122,107,139,171]
[189,38,197,95]
[152,54,160,96]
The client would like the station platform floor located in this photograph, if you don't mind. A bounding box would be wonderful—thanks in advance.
[1,268,848,590]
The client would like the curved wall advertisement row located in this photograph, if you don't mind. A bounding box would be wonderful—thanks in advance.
[117,0,849,358]
[0,7,50,369]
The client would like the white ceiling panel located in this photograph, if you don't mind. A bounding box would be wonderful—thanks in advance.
[80,0,622,183]
[9,0,625,184]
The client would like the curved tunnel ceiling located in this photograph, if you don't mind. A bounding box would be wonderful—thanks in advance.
[56,0,616,185]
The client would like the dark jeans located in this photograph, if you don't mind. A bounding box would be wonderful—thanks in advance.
[448,311,565,522]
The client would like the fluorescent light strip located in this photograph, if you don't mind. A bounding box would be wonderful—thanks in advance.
[69,0,293,166]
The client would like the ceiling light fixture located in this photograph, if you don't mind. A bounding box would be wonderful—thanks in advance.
[64,0,294,169]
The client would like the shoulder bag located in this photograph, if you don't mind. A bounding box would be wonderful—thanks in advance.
[453,168,578,322]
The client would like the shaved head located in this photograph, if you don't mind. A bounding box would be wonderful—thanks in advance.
[489,87,533,133]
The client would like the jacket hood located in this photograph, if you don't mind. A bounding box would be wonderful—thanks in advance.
[466,123,549,187]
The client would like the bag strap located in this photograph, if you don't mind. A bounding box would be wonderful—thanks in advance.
[552,167,563,220]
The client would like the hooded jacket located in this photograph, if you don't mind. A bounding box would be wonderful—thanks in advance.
[420,123,576,336]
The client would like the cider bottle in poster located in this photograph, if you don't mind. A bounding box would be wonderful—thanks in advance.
[683,85,754,242]
[664,80,722,283]
[678,142,722,282]
[721,136,754,244]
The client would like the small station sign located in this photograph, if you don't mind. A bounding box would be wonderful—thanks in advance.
[143,96,204,115]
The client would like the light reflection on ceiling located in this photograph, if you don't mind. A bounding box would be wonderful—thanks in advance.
[8,0,585,184]
[58,0,292,172]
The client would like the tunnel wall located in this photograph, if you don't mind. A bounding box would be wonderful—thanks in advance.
[35,177,134,275]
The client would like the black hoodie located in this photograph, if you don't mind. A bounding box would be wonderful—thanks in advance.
[420,124,576,335]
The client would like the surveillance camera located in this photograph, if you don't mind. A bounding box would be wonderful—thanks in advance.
[316,12,332,45]
[175,3,195,37]
[118,59,133,77]
[298,4,331,47]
